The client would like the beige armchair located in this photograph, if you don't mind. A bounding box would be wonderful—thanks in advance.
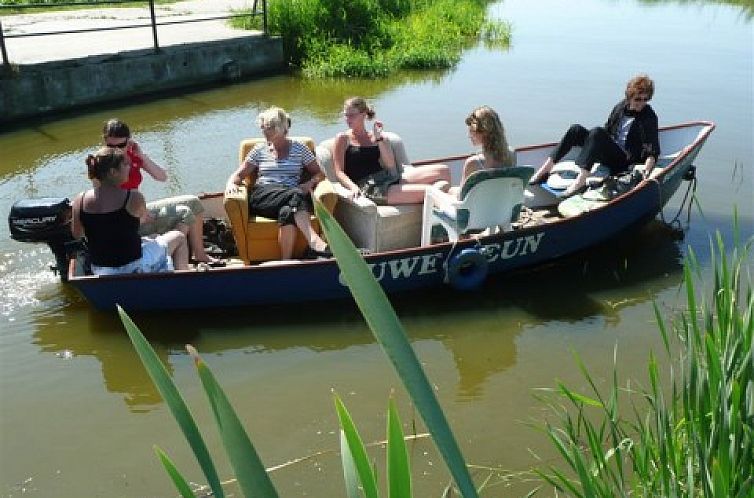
[315,132,424,252]
[223,137,338,264]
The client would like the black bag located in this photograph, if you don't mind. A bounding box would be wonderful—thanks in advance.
[358,168,400,205]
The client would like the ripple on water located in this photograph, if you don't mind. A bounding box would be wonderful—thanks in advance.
[0,246,64,319]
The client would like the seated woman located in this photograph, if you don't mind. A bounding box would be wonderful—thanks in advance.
[453,105,515,194]
[102,119,222,266]
[530,74,660,198]
[333,97,451,204]
[72,147,189,276]
[225,106,330,260]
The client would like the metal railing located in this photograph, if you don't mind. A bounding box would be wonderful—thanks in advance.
[0,0,267,67]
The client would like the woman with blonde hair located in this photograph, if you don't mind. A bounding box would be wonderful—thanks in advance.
[529,74,660,197]
[226,106,330,259]
[333,96,451,204]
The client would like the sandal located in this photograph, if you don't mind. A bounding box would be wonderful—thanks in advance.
[191,256,226,267]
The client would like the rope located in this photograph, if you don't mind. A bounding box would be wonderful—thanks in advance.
[655,172,697,230]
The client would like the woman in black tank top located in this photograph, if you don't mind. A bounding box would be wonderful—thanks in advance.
[332,97,451,204]
[72,147,190,275]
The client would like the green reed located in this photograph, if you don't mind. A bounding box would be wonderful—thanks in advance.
[120,200,479,497]
[533,231,753,496]
[230,0,510,77]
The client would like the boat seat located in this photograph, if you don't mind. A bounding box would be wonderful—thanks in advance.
[421,166,535,246]
[223,136,338,264]
[316,132,425,252]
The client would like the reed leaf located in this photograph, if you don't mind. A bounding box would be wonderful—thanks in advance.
[340,428,362,498]
[187,345,278,498]
[118,306,225,498]
[154,446,195,498]
[335,394,379,498]
[387,398,412,498]
[315,202,478,498]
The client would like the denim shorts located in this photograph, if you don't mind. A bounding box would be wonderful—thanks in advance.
[91,235,174,276]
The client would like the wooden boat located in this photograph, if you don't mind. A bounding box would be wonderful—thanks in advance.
[8,121,715,311]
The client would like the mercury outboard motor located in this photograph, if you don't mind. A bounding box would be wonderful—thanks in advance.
[8,197,77,282]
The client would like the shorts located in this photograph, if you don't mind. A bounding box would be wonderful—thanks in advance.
[91,235,174,276]
[139,195,204,236]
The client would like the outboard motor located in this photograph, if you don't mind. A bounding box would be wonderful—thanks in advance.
[8,197,76,282]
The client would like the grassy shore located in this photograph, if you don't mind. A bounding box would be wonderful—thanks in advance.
[230,0,511,77]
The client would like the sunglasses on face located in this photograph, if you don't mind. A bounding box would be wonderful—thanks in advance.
[632,95,650,103]
[107,139,129,148]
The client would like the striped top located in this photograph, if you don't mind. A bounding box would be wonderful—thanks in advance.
[245,140,315,188]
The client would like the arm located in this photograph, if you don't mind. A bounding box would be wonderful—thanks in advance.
[301,158,325,195]
[332,133,361,195]
[71,193,85,239]
[129,140,168,182]
[226,159,255,193]
[374,121,397,172]
[125,190,148,221]
[460,155,482,186]
[641,111,661,177]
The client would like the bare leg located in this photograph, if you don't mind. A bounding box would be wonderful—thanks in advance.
[293,211,328,252]
[163,230,189,270]
[560,168,589,198]
[530,157,555,184]
[386,183,431,204]
[402,164,451,184]
[278,224,297,260]
[186,215,217,263]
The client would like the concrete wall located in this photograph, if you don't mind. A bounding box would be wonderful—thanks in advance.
[0,36,283,125]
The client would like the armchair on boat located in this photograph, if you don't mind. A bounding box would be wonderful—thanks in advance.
[223,137,338,264]
[316,132,425,252]
[421,166,535,246]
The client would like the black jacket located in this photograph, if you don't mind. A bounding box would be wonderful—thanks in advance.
[604,99,660,164]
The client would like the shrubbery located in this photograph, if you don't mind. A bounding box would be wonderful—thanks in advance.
[231,0,511,77]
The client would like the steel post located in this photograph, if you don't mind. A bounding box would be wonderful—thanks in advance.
[148,0,160,53]
[0,20,9,68]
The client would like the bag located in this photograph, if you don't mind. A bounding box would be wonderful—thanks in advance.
[358,168,400,205]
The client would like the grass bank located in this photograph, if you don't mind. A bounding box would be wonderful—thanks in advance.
[230,0,511,77]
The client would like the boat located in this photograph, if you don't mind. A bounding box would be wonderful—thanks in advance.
[7,121,715,311]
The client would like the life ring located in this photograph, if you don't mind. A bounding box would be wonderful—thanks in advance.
[446,248,489,290]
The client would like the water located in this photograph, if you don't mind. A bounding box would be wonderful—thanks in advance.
[1,0,752,496]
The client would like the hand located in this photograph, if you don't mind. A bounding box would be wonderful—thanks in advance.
[226,183,242,195]
[373,121,384,140]
[127,139,142,157]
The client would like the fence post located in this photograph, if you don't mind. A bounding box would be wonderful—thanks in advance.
[0,20,9,69]
[263,0,268,35]
[148,0,160,53]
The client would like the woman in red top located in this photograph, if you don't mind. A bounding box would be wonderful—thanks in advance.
[103,119,223,266]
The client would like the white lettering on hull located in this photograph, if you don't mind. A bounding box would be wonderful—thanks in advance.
[337,232,545,286]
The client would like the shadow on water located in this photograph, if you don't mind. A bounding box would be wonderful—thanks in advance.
[29,219,690,411]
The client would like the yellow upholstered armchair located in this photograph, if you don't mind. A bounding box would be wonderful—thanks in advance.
[223,136,338,264]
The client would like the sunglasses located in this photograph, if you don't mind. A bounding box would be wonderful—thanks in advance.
[107,139,129,149]
[632,95,651,103]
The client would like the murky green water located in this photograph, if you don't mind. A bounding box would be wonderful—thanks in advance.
[1,0,751,496]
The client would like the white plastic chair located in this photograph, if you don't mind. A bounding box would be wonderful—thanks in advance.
[420,166,534,246]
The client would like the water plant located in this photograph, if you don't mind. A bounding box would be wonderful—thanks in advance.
[230,0,511,77]
[533,231,753,496]
[120,201,479,496]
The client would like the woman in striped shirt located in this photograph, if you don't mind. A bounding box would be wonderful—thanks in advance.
[226,107,330,260]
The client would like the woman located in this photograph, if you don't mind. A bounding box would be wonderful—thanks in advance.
[530,74,660,197]
[102,119,222,266]
[459,105,514,185]
[72,147,189,275]
[333,97,451,204]
[225,106,330,260]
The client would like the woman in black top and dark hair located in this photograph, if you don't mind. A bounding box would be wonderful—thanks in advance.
[72,147,189,275]
[530,74,660,198]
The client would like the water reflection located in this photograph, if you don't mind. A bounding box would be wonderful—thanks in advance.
[30,221,685,410]
[638,0,753,17]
